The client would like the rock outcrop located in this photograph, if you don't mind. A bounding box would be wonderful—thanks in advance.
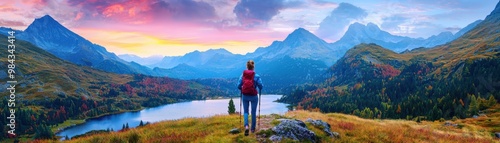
[306,118,340,138]
[268,118,340,142]
[270,119,317,142]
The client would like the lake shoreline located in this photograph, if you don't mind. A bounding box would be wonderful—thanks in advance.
[54,98,193,136]
[56,95,288,139]
[54,95,233,135]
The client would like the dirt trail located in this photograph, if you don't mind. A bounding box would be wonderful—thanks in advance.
[257,115,274,132]
[255,115,276,142]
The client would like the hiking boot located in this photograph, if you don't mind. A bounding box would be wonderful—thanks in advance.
[251,129,255,133]
[244,128,249,136]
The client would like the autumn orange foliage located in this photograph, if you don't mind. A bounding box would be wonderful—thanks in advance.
[374,64,401,78]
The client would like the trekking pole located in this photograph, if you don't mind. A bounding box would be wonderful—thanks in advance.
[240,91,242,129]
[258,89,261,130]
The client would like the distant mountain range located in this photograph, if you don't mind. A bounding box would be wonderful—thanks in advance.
[151,48,237,69]
[251,28,337,65]
[118,54,163,65]
[332,20,482,54]
[126,19,481,76]
[0,15,325,92]
[0,33,223,99]
[0,14,483,92]
[1,15,154,75]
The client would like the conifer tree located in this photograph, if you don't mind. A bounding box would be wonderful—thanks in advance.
[468,94,479,116]
[34,124,55,139]
[487,95,497,107]
[228,98,236,114]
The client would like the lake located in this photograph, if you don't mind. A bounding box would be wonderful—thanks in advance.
[57,95,289,139]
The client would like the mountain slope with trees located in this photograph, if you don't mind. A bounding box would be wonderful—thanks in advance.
[279,1,500,122]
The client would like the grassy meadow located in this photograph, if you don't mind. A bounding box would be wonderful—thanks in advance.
[27,105,500,143]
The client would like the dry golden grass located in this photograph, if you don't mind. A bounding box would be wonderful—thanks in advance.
[288,110,498,143]
[30,109,500,143]
[460,104,500,133]
[58,114,258,143]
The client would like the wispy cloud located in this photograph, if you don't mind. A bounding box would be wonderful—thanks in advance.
[67,0,217,24]
[316,3,367,42]
[0,19,26,27]
[233,0,305,28]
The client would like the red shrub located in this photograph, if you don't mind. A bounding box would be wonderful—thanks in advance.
[338,121,355,130]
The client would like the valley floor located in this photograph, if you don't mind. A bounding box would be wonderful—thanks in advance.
[30,105,500,143]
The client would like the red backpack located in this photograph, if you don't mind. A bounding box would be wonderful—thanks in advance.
[242,70,258,95]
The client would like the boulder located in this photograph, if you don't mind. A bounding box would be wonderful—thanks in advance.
[443,121,458,127]
[271,119,317,142]
[306,118,340,138]
[229,128,240,134]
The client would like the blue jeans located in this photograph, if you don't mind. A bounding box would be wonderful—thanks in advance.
[242,95,258,130]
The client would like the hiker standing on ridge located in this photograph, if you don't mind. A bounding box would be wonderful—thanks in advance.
[237,60,263,136]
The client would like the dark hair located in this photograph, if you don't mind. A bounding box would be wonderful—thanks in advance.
[247,60,254,70]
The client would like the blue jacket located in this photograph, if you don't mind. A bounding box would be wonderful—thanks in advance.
[237,72,263,95]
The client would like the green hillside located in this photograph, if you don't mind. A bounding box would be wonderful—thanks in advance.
[278,0,500,130]
[0,35,226,140]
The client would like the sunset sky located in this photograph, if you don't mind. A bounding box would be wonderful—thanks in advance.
[0,0,497,57]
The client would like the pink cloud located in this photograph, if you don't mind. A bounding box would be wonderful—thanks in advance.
[0,7,17,12]
[74,12,84,20]
[102,4,125,17]
[21,0,49,10]
[66,0,216,25]
[0,19,26,27]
